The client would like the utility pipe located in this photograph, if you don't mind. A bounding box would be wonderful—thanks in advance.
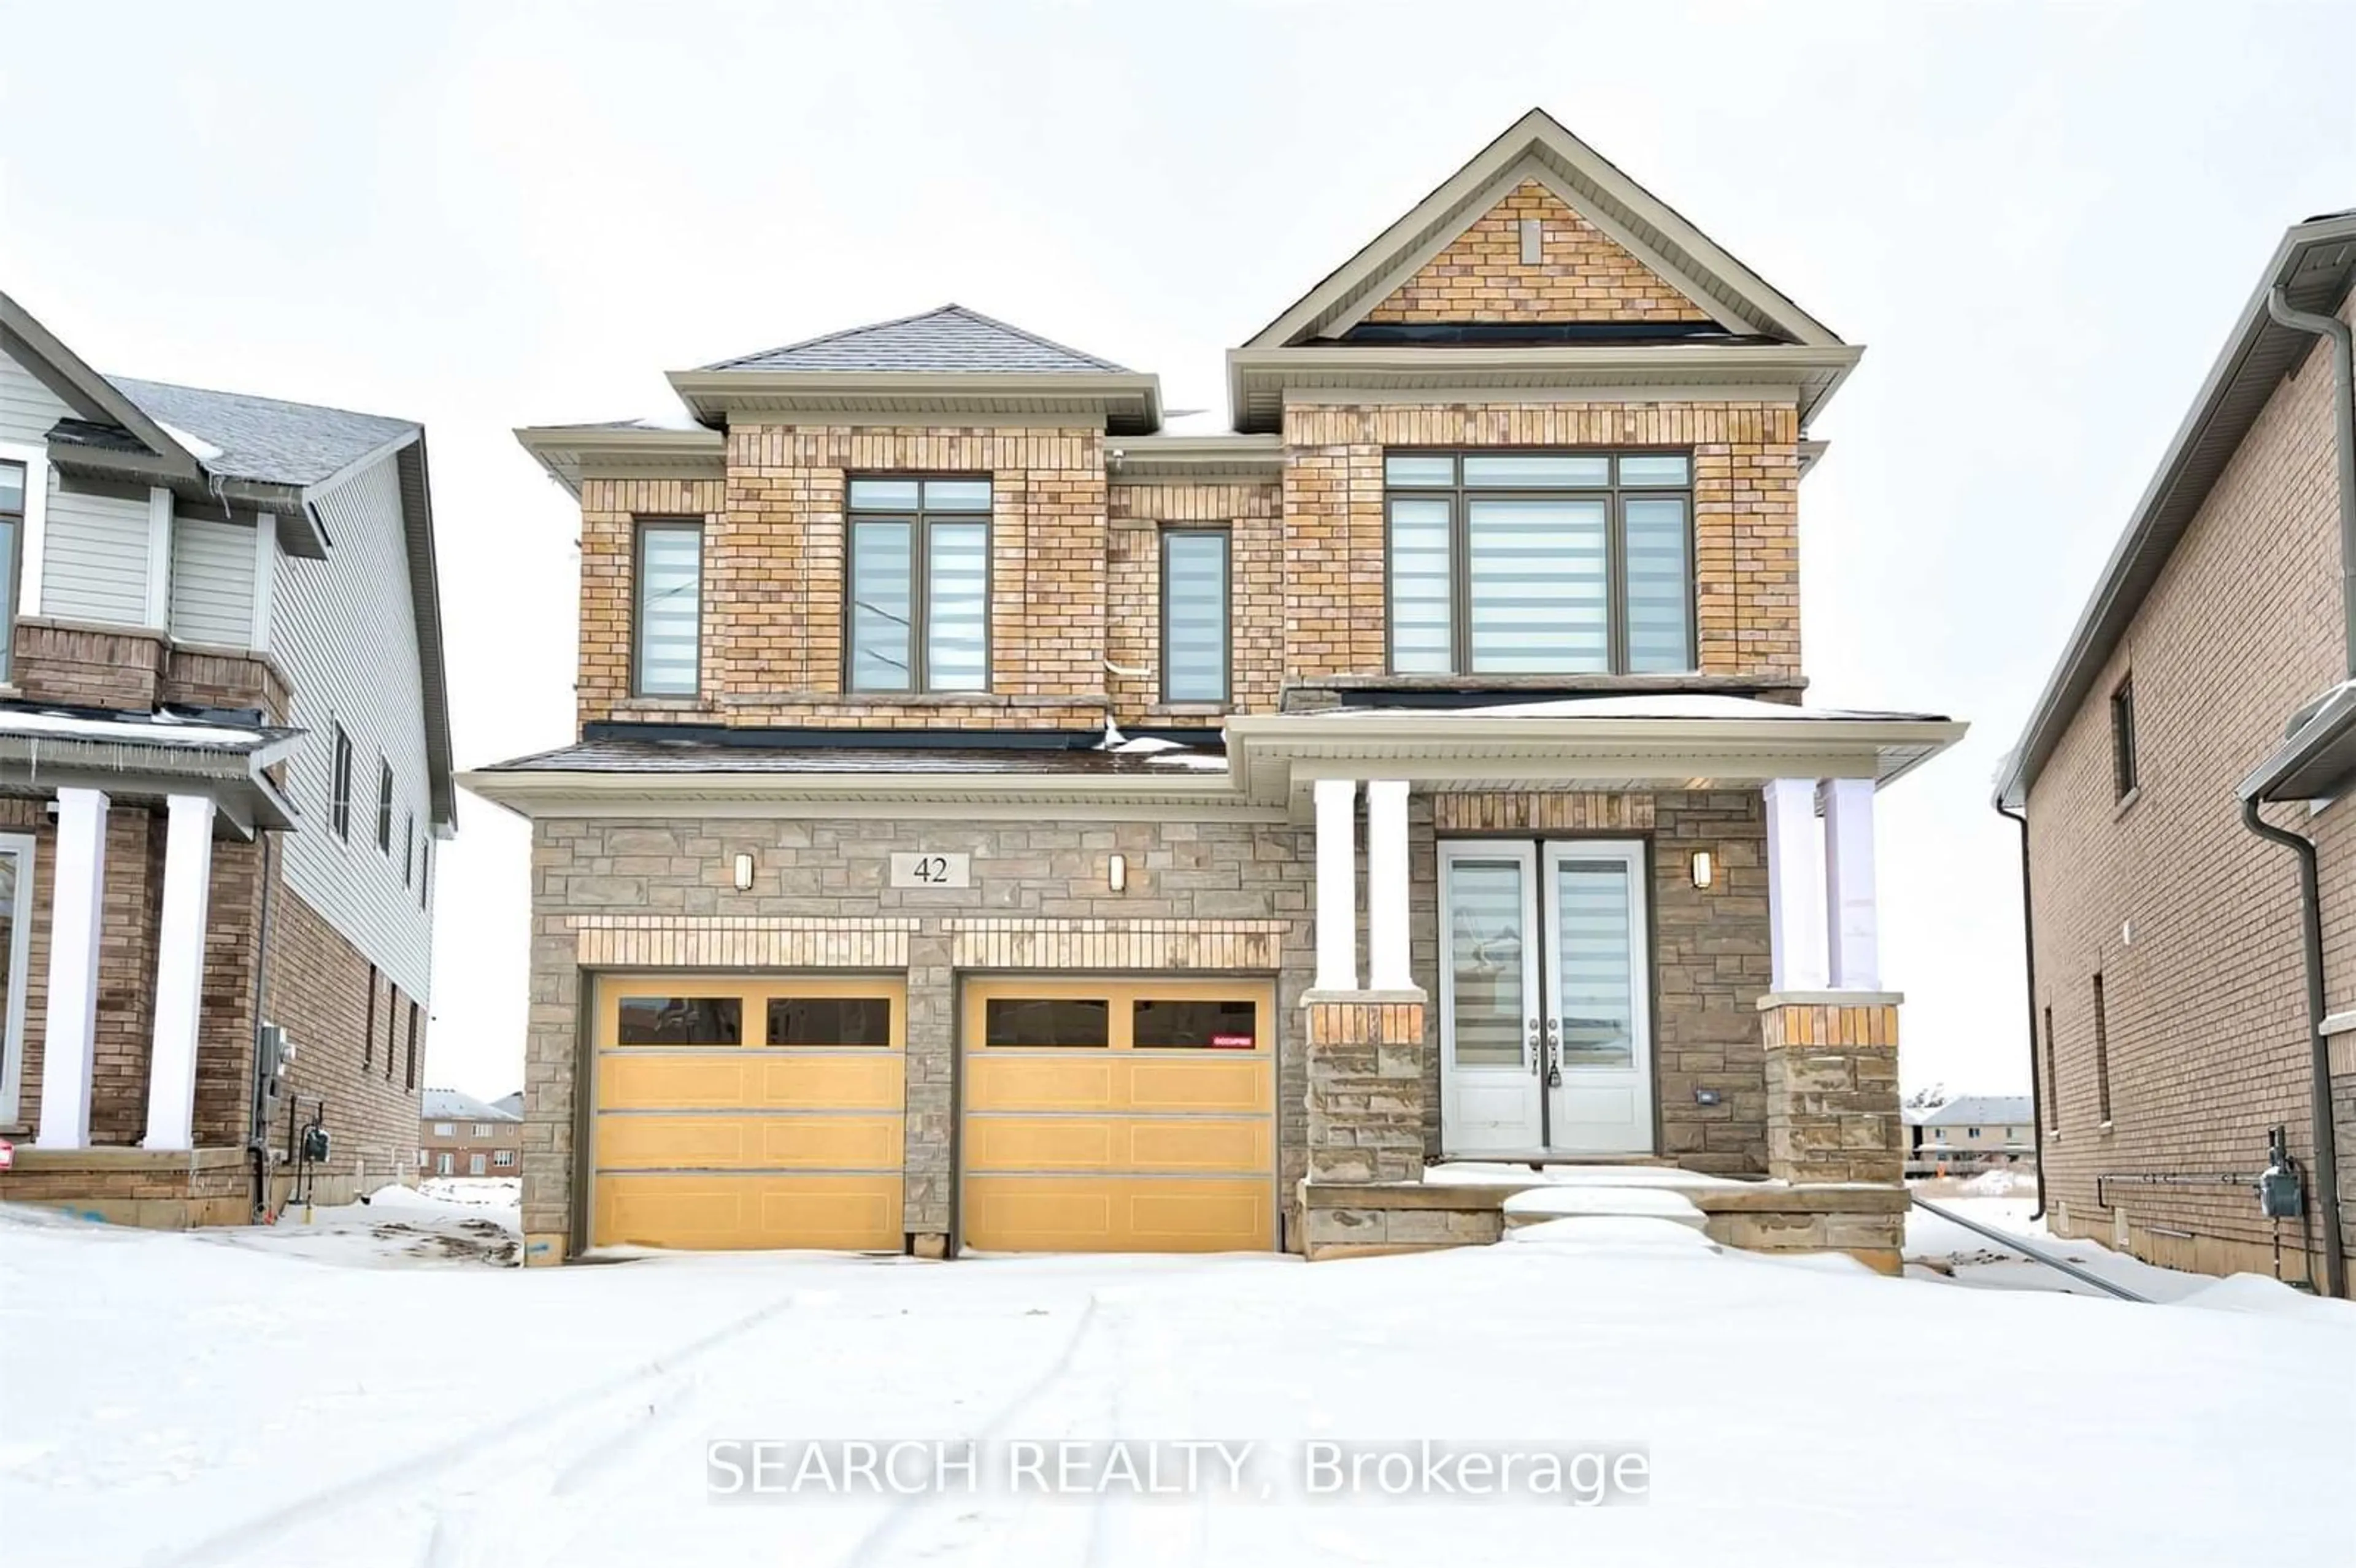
[2238,798,2347,1299]
[1995,801,2047,1221]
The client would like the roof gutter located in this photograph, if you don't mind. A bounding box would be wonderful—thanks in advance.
[2268,283,2356,677]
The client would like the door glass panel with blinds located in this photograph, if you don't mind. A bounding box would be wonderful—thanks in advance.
[1384,452,1693,675]
[848,477,991,693]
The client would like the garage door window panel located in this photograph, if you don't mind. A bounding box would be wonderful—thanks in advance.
[984,997,1112,1048]
[766,996,894,1048]
[1132,997,1260,1050]
[616,996,743,1045]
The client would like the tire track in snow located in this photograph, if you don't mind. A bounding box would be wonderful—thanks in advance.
[152,1288,819,1568]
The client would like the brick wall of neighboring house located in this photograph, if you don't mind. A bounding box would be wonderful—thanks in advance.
[418,1116,523,1176]
[263,882,425,1204]
[2027,299,2355,1283]
[519,790,1769,1257]
[1105,478,1284,720]
[1278,401,1803,685]
[1365,180,1713,325]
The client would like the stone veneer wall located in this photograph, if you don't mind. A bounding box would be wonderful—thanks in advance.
[1280,402,1802,685]
[1760,997,1903,1185]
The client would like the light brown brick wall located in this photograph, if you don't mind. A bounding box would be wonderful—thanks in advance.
[1106,479,1284,718]
[1280,401,1802,683]
[1365,180,1711,325]
[2027,294,2355,1283]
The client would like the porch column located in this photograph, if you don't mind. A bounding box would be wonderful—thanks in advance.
[1762,778,1828,992]
[1820,778,1880,991]
[34,788,109,1150]
[142,794,216,1151]
[1313,777,1358,991]
[1365,779,1412,991]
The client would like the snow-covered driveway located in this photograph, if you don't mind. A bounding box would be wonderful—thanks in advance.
[1,1198,2347,1568]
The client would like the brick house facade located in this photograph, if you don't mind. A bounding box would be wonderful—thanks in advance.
[2001,211,2356,1295]
[0,293,452,1224]
[473,110,1960,1267]
[419,1088,523,1177]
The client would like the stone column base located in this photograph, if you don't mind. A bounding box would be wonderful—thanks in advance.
[1760,992,1903,1187]
[1304,989,1428,1184]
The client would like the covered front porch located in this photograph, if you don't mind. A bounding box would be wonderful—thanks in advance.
[1223,693,1963,1268]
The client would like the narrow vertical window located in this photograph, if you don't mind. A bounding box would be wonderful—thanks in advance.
[2092,973,2113,1123]
[846,477,990,692]
[330,725,353,841]
[0,461,23,683]
[0,833,35,1126]
[2042,1003,2059,1130]
[404,813,415,886]
[2110,676,2138,799]
[633,521,702,696]
[363,963,377,1074]
[1161,529,1230,704]
[405,1000,419,1090]
[419,838,430,910]
[376,759,395,853]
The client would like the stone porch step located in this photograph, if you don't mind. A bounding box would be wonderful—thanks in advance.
[1499,1185,1710,1230]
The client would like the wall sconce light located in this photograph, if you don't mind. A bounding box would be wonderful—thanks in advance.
[1107,853,1128,894]
[731,852,755,892]
[1688,848,1716,890]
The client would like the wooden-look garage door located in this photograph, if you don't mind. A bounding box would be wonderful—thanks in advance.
[591,976,904,1251]
[961,977,1276,1253]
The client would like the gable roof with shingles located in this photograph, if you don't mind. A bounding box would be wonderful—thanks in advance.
[704,304,1129,375]
[423,1088,521,1124]
[1916,1095,2035,1128]
[107,375,418,488]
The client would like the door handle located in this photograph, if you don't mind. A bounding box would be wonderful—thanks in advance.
[1544,1019,1563,1088]
[1527,1017,1542,1074]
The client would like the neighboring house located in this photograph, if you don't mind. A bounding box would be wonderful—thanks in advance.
[1998,210,2355,1297]
[0,291,452,1224]
[419,1088,522,1178]
[1904,1095,2035,1175]
[470,109,1965,1268]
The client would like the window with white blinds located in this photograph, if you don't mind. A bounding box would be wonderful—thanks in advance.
[633,522,702,696]
[1384,452,1693,675]
[1161,529,1229,703]
[847,477,991,693]
[1552,859,1634,1068]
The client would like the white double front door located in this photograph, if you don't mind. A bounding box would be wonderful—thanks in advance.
[1439,840,1654,1156]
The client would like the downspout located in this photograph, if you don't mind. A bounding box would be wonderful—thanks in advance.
[247,831,279,1220]
[1995,799,2046,1220]
[2254,283,2356,1299]
[2239,799,2347,1299]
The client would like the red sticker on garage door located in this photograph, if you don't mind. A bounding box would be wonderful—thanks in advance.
[1210,1032,1255,1049]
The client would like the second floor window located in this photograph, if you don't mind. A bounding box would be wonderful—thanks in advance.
[2111,675,2138,799]
[1385,451,1693,676]
[0,460,22,683]
[634,521,703,696]
[330,724,353,840]
[1161,529,1230,704]
[847,477,990,693]
[376,759,395,854]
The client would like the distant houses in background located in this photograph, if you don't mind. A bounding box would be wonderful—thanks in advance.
[1904,1096,2035,1177]
[418,1088,521,1178]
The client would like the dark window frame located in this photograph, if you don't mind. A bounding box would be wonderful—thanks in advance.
[404,1000,419,1090]
[843,474,993,694]
[2042,1002,2059,1130]
[1159,526,1231,705]
[363,963,377,1074]
[2092,972,2114,1124]
[0,458,25,684]
[631,518,704,698]
[2110,675,2138,800]
[376,758,395,854]
[404,812,415,886]
[1382,448,1696,676]
[419,838,430,909]
[330,724,353,841]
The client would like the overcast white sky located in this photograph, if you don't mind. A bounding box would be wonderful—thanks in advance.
[4,1,2353,1101]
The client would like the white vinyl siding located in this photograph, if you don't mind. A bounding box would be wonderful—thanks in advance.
[0,351,72,445]
[41,483,151,626]
[271,452,434,1002]
[168,515,256,647]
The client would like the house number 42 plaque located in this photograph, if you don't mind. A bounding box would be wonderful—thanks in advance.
[889,851,972,889]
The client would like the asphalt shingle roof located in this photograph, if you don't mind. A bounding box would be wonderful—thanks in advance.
[1917,1095,2033,1127]
[704,304,1129,375]
[423,1088,521,1124]
[106,375,417,487]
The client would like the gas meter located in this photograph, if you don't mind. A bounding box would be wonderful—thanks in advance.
[2258,1126,2305,1220]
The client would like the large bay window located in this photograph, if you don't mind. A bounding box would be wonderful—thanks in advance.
[847,477,990,693]
[1385,451,1693,675]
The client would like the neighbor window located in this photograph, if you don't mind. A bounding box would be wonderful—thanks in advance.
[363,963,376,1073]
[0,461,22,683]
[2092,972,2114,1123]
[419,839,430,910]
[1385,451,1693,675]
[330,724,353,840]
[2111,675,2138,799]
[845,476,990,692]
[2042,1004,2058,1129]
[469,1153,487,1176]
[433,1121,455,1137]
[472,1121,493,1138]
[376,759,395,853]
[493,1149,515,1168]
[404,813,415,886]
[404,1001,418,1090]
[1161,529,1230,704]
[633,520,703,696]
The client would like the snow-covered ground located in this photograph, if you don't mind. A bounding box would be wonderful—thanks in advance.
[2,1186,2348,1568]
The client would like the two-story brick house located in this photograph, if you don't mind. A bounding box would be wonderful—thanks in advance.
[419,1088,522,1178]
[0,290,452,1224]
[471,111,1963,1266]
